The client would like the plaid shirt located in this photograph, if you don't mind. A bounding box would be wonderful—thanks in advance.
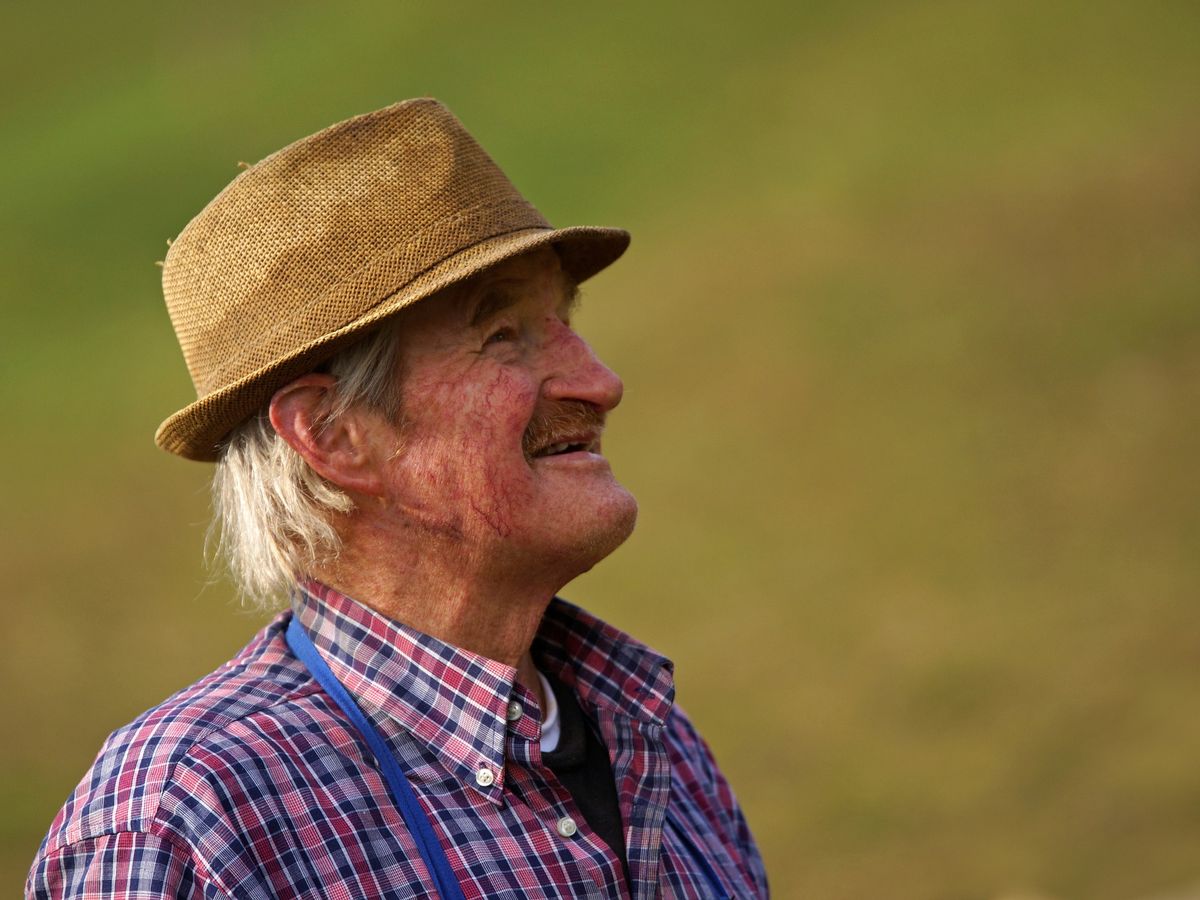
[29,582,768,898]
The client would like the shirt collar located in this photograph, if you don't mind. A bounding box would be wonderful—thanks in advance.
[534,598,675,725]
[291,581,674,796]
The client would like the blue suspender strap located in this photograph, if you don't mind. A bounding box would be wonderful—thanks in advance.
[285,617,467,900]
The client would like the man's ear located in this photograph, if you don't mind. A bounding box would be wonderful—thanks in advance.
[268,374,387,497]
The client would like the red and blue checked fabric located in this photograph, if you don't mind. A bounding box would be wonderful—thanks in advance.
[28,582,768,898]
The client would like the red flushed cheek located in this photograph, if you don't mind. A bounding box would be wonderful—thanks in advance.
[459,373,539,537]
[469,368,538,428]
[395,369,539,540]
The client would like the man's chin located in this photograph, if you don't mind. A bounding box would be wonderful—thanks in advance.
[574,487,639,570]
[598,488,639,549]
[535,486,638,580]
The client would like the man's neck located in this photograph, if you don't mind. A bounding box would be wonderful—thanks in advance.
[314,544,560,713]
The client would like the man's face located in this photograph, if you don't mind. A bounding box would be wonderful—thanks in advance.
[360,246,637,581]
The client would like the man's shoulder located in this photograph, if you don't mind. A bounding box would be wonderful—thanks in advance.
[42,613,320,850]
[663,701,724,787]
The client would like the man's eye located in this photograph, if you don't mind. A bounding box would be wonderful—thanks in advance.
[485,327,516,345]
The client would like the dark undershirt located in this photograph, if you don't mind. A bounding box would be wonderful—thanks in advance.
[540,673,631,888]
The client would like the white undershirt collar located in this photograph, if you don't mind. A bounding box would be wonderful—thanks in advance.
[536,670,561,752]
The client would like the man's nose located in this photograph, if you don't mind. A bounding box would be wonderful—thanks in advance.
[541,323,624,412]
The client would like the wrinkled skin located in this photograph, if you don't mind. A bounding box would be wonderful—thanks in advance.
[272,247,637,689]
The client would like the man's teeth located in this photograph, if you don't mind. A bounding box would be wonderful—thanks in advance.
[537,441,590,457]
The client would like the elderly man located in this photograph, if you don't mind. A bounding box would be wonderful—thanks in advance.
[29,99,767,899]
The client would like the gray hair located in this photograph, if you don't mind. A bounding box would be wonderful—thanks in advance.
[209,323,403,608]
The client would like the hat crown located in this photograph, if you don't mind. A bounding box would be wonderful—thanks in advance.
[162,99,547,397]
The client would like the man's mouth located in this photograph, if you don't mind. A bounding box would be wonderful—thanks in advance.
[522,401,608,463]
[530,434,600,459]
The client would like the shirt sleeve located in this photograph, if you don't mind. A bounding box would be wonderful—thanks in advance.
[668,707,771,898]
[27,830,230,900]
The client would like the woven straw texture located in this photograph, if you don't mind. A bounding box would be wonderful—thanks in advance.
[156,98,629,461]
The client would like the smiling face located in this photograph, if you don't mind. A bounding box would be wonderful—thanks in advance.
[357,246,638,586]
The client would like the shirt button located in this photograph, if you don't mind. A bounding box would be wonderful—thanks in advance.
[555,816,578,838]
[475,767,495,788]
[506,700,524,723]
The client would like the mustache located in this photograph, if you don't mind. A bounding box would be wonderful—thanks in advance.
[522,401,606,462]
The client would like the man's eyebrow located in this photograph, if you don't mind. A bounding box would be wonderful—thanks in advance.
[563,281,581,315]
[468,284,521,328]
[466,278,582,327]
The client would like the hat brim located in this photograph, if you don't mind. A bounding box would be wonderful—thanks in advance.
[155,224,629,462]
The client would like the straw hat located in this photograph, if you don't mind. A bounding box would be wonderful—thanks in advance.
[156,98,629,461]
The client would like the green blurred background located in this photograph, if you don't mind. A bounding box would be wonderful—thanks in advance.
[3,2,1199,897]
